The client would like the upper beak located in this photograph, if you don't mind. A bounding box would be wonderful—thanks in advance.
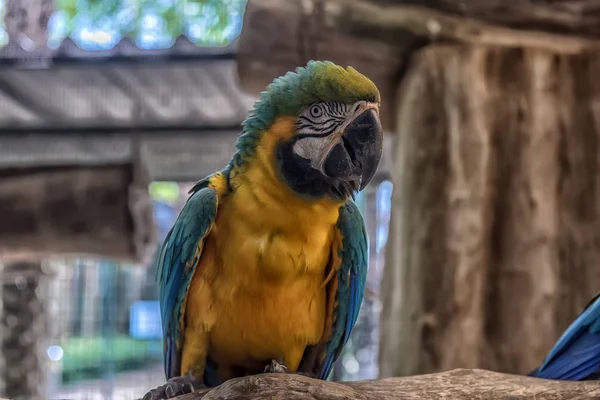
[321,108,383,193]
[341,108,383,191]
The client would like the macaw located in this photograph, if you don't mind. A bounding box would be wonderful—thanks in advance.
[143,60,382,400]
[529,292,600,380]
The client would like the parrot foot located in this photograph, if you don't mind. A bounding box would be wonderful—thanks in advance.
[263,359,319,379]
[142,373,206,400]
[263,359,292,374]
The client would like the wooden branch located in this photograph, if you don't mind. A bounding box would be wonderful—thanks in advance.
[171,369,600,399]
[383,0,600,39]
[327,1,600,54]
[0,165,155,263]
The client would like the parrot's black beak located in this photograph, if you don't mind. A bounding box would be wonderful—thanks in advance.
[322,108,383,193]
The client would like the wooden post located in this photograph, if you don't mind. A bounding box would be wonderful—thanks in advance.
[0,262,49,400]
[381,44,600,377]
[235,0,600,381]
[3,0,54,50]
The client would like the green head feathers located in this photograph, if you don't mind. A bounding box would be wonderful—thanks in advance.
[234,61,380,161]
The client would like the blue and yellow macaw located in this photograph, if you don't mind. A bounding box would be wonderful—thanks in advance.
[143,61,382,399]
[529,292,600,380]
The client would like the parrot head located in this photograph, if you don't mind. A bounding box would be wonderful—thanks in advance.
[237,60,383,201]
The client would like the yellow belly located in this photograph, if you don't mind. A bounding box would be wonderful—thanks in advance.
[180,116,344,381]
[208,267,327,375]
[181,181,340,382]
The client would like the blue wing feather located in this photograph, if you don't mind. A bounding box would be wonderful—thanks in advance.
[318,200,368,380]
[530,293,600,380]
[156,183,219,379]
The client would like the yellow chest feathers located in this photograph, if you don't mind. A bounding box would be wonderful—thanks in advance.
[212,193,338,283]
[183,118,344,376]
[196,150,342,374]
[215,116,343,282]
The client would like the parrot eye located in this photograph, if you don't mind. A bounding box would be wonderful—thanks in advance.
[309,105,324,119]
[295,101,349,136]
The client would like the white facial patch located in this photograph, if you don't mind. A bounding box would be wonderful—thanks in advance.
[292,135,339,169]
[292,101,357,168]
[292,101,378,171]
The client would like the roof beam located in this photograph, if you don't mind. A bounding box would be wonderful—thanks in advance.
[0,163,154,263]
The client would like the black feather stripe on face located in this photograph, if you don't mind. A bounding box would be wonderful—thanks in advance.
[274,100,375,201]
[295,102,350,139]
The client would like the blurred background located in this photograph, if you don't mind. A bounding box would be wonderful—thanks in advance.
[2,0,600,399]
[0,1,394,399]
[4,180,391,400]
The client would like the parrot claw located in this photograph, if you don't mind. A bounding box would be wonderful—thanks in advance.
[263,359,292,374]
[263,359,319,379]
[142,373,206,400]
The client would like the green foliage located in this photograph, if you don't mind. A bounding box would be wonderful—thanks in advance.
[61,336,162,384]
[3,0,247,48]
[149,182,180,204]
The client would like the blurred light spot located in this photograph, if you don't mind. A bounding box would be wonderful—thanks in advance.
[18,35,35,51]
[14,275,27,290]
[184,2,200,15]
[41,261,56,275]
[343,357,360,375]
[47,10,68,49]
[356,348,371,363]
[0,28,7,47]
[80,28,113,45]
[47,345,64,361]
[427,19,441,36]
[141,33,157,43]
[372,299,382,314]
[149,182,180,204]
[142,14,159,30]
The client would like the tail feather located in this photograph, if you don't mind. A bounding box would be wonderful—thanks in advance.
[530,294,600,381]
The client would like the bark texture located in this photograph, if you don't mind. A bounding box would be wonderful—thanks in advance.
[386,0,600,39]
[380,44,600,378]
[237,0,600,133]
[170,369,600,399]
[0,165,154,263]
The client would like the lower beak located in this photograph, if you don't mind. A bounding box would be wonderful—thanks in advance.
[322,108,383,192]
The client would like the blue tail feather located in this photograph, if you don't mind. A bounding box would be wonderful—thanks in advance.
[531,295,600,381]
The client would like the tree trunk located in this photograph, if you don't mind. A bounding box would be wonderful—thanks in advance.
[0,262,50,400]
[380,43,600,377]
[4,0,53,49]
